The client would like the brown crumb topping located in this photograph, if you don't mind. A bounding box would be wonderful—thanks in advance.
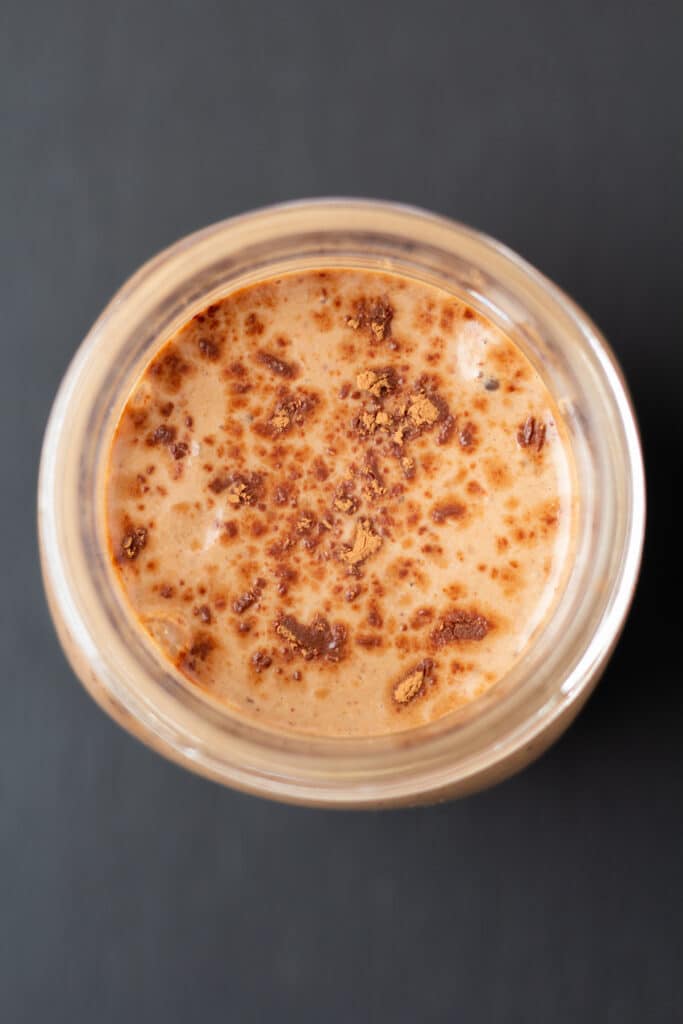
[179,632,215,672]
[431,609,491,645]
[392,659,434,705]
[407,394,440,428]
[458,421,477,449]
[401,456,416,479]
[233,578,266,614]
[169,442,189,460]
[275,614,346,661]
[345,297,394,340]
[121,527,147,560]
[147,424,177,447]
[262,388,317,435]
[245,312,264,336]
[431,502,466,524]
[252,649,272,671]
[356,367,398,397]
[193,604,212,624]
[198,337,220,360]
[342,518,382,566]
[517,416,546,452]
[333,487,358,515]
[256,350,297,378]
[208,471,263,504]
[107,270,568,738]
[359,455,385,499]
[354,405,392,436]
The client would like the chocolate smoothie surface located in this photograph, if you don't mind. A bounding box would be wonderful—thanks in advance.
[106,269,575,736]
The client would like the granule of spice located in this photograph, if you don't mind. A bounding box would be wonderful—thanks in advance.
[407,394,440,428]
[359,456,385,500]
[252,650,272,672]
[392,659,434,705]
[431,609,491,645]
[342,518,382,566]
[121,527,147,560]
[431,502,466,524]
[256,350,297,378]
[458,421,477,449]
[436,415,456,445]
[147,424,177,446]
[169,442,189,460]
[355,407,391,436]
[356,367,398,397]
[194,604,212,624]
[233,578,266,613]
[245,312,264,336]
[401,456,416,479]
[517,416,546,452]
[209,472,263,505]
[333,489,358,515]
[198,337,219,360]
[264,389,317,435]
[275,614,346,662]
[345,297,394,340]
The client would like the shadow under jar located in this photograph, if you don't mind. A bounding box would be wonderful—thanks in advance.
[38,199,645,808]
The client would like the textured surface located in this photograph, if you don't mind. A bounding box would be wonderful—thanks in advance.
[107,271,572,735]
[1,1,681,1020]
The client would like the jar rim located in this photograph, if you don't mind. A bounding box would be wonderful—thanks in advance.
[38,198,645,806]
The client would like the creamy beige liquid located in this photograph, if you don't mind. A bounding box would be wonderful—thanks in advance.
[106,269,575,737]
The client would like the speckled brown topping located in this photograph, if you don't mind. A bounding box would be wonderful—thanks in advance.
[256,350,298,378]
[275,614,346,662]
[342,518,383,567]
[356,367,398,397]
[346,297,394,340]
[517,415,546,452]
[431,502,466,524]
[106,268,575,737]
[392,659,434,706]
[208,471,263,504]
[121,526,147,560]
[431,609,491,645]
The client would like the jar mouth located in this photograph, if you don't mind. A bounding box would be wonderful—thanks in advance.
[38,198,645,806]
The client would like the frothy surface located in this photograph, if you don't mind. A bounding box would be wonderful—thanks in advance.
[106,269,575,736]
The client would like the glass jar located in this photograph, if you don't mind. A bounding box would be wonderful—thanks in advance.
[38,199,645,807]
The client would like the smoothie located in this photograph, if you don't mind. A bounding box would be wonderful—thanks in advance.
[106,269,575,737]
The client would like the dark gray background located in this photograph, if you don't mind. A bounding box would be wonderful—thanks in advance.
[2,1,681,1021]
